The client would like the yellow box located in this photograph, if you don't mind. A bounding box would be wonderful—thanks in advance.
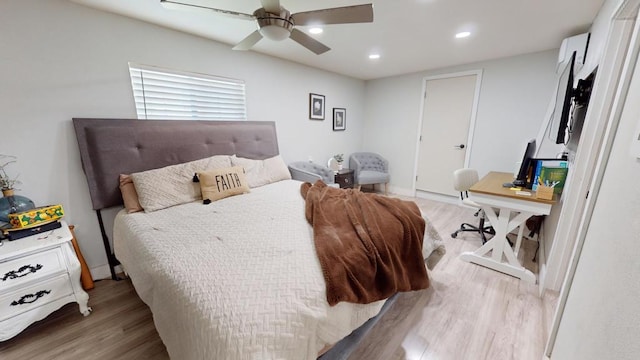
[8,204,65,229]
[536,186,554,200]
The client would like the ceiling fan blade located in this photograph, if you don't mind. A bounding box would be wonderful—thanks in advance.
[160,0,255,21]
[260,0,281,14]
[290,29,330,55]
[232,30,264,51]
[292,4,373,26]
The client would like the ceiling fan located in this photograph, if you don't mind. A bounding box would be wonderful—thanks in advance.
[160,0,374,55]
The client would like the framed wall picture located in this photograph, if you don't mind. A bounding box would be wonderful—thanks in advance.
[309,93,325,120]
[333,108,346,131]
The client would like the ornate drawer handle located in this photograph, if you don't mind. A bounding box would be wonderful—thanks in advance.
[10,290,52,306]
[2,264,44,282]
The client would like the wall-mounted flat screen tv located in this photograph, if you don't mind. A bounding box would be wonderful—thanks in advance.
[566,71,596,153]
[549,51,576,144]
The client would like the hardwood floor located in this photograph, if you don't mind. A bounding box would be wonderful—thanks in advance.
[0,277,169,360]
[0,198,557,360]
[341,197,552,360]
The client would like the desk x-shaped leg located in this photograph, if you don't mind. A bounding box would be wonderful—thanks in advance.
[460,205,536,283]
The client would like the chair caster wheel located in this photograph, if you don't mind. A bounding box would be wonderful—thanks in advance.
[451,232,458,238]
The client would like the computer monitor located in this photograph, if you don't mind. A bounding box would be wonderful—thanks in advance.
[512,139,537,187]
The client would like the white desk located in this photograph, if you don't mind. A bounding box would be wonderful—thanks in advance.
[460,172,555,283]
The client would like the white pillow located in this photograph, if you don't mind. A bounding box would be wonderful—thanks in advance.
[132,155,232,212]
[230,155,291,188]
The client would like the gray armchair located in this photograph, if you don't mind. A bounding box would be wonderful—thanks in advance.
[349,152,390,194]
[288,161,335,184]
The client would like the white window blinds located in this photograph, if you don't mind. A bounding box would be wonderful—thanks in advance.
[128,63,247,120]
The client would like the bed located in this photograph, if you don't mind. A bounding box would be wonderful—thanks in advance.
[73,118,444,359]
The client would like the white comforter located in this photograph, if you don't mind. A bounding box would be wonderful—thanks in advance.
[113,180,443,359]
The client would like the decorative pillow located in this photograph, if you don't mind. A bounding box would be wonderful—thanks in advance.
[230,154,291,188]
[197,166,250,203]
[131,155,232,212]
[119,174,143,213]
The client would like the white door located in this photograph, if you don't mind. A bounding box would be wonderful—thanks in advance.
[416,72,480,196]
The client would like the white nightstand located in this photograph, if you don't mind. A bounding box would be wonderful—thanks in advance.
[0,221,91,341]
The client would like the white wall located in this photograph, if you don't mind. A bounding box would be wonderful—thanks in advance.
[363,50,558,193]
[542,0,627,292]
[551,30,640,359]
[0,0,366,278]
[579,0,628,79]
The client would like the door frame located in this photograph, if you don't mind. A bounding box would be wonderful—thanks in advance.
[412,70,483,195]
[544,1,640,292]
[545,0,640,356]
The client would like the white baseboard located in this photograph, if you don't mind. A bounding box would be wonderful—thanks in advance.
[389,186,414,197]
[415,190,458,205]
[90,264,124,280]
[374,186,458,205]
[90,264,112,280]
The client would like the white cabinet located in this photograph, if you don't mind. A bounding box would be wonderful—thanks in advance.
[0,221,91,341]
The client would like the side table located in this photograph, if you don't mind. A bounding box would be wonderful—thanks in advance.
[335,169,355,189]
[0,220,91,341]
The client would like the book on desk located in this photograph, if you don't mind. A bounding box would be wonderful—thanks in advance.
[530,159,568,194]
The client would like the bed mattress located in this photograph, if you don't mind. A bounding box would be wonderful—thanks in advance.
[113,179,442,359]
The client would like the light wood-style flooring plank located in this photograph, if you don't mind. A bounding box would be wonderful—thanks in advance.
[0,197,558,360]
[347,197,552,360]
[0,278,169,360]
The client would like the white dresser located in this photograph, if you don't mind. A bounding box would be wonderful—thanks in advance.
[0,221,91,341]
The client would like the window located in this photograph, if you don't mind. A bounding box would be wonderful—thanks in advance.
[128,63,246,120]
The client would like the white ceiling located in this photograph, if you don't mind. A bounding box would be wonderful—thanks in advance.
[70,0,605,80]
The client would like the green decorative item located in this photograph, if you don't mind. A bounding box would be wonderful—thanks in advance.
[0,155,35,224]
[9,204,64,228]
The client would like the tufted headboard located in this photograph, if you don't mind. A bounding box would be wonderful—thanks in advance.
[73,118,279,210]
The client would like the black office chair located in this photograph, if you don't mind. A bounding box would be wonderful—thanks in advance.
[450,168,495,244]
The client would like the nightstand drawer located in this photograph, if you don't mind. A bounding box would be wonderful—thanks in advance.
[0,274,73,321]
[334,169,355,189]
[0,248,66,291]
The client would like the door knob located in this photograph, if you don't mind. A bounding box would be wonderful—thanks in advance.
[454,144,465,149]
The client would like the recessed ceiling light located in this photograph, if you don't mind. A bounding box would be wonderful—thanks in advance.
[455,31,471,39]
[309,27,323,34]
[369,54,380,60]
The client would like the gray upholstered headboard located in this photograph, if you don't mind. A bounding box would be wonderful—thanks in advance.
[73,118,279,210]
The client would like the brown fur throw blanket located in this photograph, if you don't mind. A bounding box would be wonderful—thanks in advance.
[301,181,430,306]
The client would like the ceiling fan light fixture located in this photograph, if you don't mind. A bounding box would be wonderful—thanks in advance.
[255,7,294,41]
[259,25,292,40]
[164,2,373,55]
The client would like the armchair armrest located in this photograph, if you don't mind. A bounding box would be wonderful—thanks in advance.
[289,167,322,183]
[380,157,389,172]
[348,156,362,183]
[288,162,335,184]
